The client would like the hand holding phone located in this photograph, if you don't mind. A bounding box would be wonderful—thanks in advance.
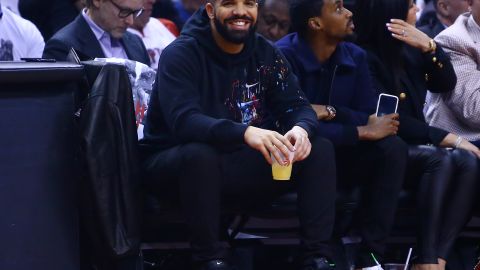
[376,93,399,117]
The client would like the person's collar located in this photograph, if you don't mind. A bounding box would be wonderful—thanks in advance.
[469,13,480,30]
[291,33,323,72]
[468,13,480,43]
[82,8,111,42]
[292,33,356,72]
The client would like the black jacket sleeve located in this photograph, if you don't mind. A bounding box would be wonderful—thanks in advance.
[43,37,70,61]
[417,45,457,93]
[265,50,319,137]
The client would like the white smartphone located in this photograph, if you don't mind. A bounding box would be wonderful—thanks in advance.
[375,93,399,117]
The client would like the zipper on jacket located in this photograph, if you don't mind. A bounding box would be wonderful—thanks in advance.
[328,65,338,105]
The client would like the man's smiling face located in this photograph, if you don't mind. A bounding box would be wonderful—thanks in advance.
[210,0,258,44]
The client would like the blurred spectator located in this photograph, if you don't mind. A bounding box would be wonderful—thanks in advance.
[426,0,480,146]
[355,0,479,269]
[128,0,176,69]
[419,0,469,38]
[417,0,436,26]
[151,0,183,30]
[0,2,44,60]
[19,0,83,41]
[158,17,180,35]
[43,0,150,66]
[277,0,407,268]
[174,0,206,28]
[257,0,290,41]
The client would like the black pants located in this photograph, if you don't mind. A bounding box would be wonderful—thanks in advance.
[335,136,408,259]
[142,136,336,262]
[405,146,478,263]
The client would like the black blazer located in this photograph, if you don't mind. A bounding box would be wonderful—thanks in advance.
[43,14,150,66]
[365,45,456,145]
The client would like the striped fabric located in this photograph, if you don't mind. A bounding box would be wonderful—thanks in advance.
[425,13,480,141]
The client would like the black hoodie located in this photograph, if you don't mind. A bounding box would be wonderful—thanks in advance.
[141,7,319,151]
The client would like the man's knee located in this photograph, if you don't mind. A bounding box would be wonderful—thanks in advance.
[309,136,335,161]
[179,143,220,168]
[375,135,408,160]
[305,136,336,175]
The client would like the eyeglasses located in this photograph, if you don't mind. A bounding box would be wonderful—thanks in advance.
[108,0,144,19]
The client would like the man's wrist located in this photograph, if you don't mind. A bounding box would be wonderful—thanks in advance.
[357,126,370,140]
[292,125,308,136]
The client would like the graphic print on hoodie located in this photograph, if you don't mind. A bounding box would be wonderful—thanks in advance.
[225,57,292,126]
[141,7,318,150]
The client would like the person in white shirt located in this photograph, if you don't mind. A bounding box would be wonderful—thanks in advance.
[426,0,480,146]
[0,2,44,60]
[128,0,175,69]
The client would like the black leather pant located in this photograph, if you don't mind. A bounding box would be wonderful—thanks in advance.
[335,136,408,260]
[142,136,337,262]
[405,145,478,263]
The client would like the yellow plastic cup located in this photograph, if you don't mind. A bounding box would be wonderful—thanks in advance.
[271,150,294,181]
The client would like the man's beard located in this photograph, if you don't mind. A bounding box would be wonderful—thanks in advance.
[214,15,256,44]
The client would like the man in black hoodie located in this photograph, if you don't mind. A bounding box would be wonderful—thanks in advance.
[141,0,337,269]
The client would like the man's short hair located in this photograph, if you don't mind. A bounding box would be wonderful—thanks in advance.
[289,0,324,37]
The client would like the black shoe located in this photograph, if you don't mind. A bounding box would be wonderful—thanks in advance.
[196,259,234,270]
[301,256,334,270]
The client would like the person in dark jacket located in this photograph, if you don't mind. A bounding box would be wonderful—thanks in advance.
[140,0,337,269]
[354,0,479,269]
[42,0,150,66]
[418,0,469,38]
[276,0,408,268]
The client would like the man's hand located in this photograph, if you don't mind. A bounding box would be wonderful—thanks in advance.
[311,104,329,120]
[244,126,295,165]
[357,113,400,141]
[284,126,311,162]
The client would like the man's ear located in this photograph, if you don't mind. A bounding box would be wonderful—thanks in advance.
[308,17,323,31]
[206,2,215,19]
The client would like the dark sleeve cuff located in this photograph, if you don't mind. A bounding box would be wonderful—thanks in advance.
[428,126,449,146]
[342,125,360,145]
[232,124,249,144]
[214,122,249,145]
[334,107,354,124]
[295,121,314,138]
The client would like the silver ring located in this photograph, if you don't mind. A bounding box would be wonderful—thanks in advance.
[402,29,406,37]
